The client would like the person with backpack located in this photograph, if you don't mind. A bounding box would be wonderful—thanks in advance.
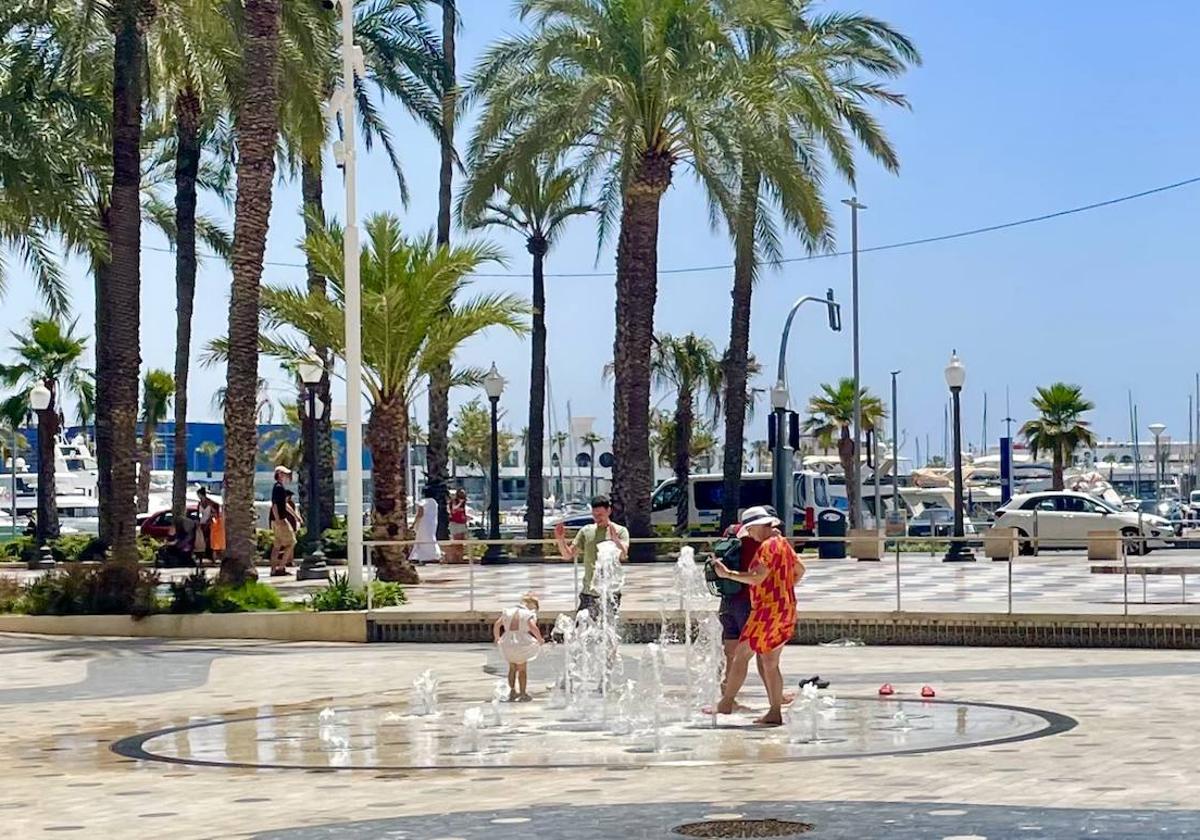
[706,513,766,714]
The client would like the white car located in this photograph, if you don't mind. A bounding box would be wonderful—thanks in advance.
[992,491,1171,555]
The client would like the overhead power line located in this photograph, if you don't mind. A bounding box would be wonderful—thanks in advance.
[144,174,1200,278]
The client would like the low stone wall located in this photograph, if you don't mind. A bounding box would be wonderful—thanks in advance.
[367,609,1200,649]
[0,610,367,642]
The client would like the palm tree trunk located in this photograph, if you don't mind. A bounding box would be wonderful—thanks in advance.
[426,0,457,543]
[36,401,60,542]
[525,240,547,552]
[673,389,693,534]
[838,426,858,530]
[106,0,152,564]
[300,156,335,534]
[219,0,281,584]
[1053,444,1064,491]
[171,86,200,522]
[137,426,155,513]
[720,166,759,531]
[93,253,112,544]
[611,150,672,560]
[366,392,419,584]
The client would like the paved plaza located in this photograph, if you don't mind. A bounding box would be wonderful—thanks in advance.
[5,633,1200,838]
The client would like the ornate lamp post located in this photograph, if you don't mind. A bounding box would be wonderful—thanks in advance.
[482,363,506,565]
[296,348,329,580]
[943,351,974,561]
[29,383,52,549]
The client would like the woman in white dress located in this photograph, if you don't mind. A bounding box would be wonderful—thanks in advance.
[493,593,544,701]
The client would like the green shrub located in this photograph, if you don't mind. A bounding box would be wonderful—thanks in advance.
[0,575,22,612]
[207,580,284,613]
[20,562,159,616]
[168,569,213,613]
[1,537,30,560]
[320,527,347,559]
[255,529,275,558]
[307,573,406,611]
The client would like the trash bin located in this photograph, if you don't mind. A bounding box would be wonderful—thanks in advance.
[817,509,847,559]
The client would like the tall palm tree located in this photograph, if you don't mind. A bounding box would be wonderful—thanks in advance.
[717,1,919,529]
[469,0,784,558]
[750,439,770,472]
[461,156,594,548]
[580,431,602,501]
[551,430,568,503]
[246,214,527,583]
[803,377,885,529]
[137,369,174,512]
[1021,383,1097,491]
[650,334,724,533]
[221,0,284,583]
[0,318,89,542]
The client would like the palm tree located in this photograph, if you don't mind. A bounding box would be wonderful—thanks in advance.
[137,369,174,513]
[461,157,595,547]
[249,213,527,583]
[468,0,781,558]
[580,431,602,501]
[426,0,461,547]
[1020,383,1097,491]
[221,0,284,583]
[750,439,770,473]
[196,440,221,477]
[716,3,919,529]
[0,318,89,542]
[803,378,885,530]
[551,430,568,503]
[649,334,724,533]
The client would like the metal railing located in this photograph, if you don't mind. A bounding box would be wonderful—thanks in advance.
[350,527,1198,618]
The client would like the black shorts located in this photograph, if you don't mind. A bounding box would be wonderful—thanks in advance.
[718,597,752,641]
[578,591,622,619]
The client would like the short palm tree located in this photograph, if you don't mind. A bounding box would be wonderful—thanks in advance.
[650,334,724,532]
[0,317,89,542]
[251,213,528,584]
[137,369,175,513]
[461,156,595,546]
[468,0,779,558]
[716,1,919,529]
[803,378,886,530]
[551,430,568,503]
[750,439,770,473]
[196,440,221,478]
[580,432,603,501]
[1020,383,1097,491]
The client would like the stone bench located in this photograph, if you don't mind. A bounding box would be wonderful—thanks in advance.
[983,527,1018,561]
[1090,564,1200,604]
[848,529,885,562]
[1086,530,1123,562]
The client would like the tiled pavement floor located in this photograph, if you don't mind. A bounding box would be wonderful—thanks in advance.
[4,633,1200,837]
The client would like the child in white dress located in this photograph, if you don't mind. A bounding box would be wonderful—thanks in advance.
[493,593,544,701]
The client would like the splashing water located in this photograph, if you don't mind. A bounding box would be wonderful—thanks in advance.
[412,669,440,716]
[490,680,508,726]
[892,709,911,732]
[459,706,486,752]
[593,541,625,702]
[673,547,709,701]
[787,682,837,743]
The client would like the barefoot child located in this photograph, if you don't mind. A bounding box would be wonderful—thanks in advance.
[493,593,544,701]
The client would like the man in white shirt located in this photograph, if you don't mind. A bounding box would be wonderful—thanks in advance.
[410,485,443,565]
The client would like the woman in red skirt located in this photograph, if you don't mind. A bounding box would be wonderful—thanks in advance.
[714,506,805,725]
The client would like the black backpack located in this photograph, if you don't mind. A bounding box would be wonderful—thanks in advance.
[704,536,745,598]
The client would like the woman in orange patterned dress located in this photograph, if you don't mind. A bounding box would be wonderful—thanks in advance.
[714,506,805,725]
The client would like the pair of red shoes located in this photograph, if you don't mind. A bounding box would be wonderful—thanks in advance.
[878,683,936,698]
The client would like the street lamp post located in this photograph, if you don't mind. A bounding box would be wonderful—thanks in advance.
[842,196,866,529]
[770,381,791,532]
[890,370,901,518]
[943,351,974,562]
[482,363,506,565]
[29,383,51,549]
[1149,423,1167,502]
[297,348,329,581]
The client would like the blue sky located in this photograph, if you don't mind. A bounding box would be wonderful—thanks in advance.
[12,0,1200,455]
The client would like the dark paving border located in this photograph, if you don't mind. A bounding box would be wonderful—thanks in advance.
[110,697,1076,772]
[250,800,1200,839]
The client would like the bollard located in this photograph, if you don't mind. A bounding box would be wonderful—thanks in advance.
[1007,549,1013,615]
[894,537,901,612]
[468,551,475,613]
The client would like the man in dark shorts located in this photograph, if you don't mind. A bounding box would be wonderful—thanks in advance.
[716,517,764,714]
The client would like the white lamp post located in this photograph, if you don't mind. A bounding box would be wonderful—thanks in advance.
[1148,422,1167,502]
[943,351,974,561]
[28,383,52,548]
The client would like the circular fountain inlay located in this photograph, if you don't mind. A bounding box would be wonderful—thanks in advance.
[112,695,1074,771]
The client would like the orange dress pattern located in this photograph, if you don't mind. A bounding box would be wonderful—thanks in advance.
[740,535,799,653]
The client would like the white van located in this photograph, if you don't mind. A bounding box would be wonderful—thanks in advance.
[650,471,834,535]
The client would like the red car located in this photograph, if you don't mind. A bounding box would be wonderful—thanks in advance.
[139,506,200,540]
